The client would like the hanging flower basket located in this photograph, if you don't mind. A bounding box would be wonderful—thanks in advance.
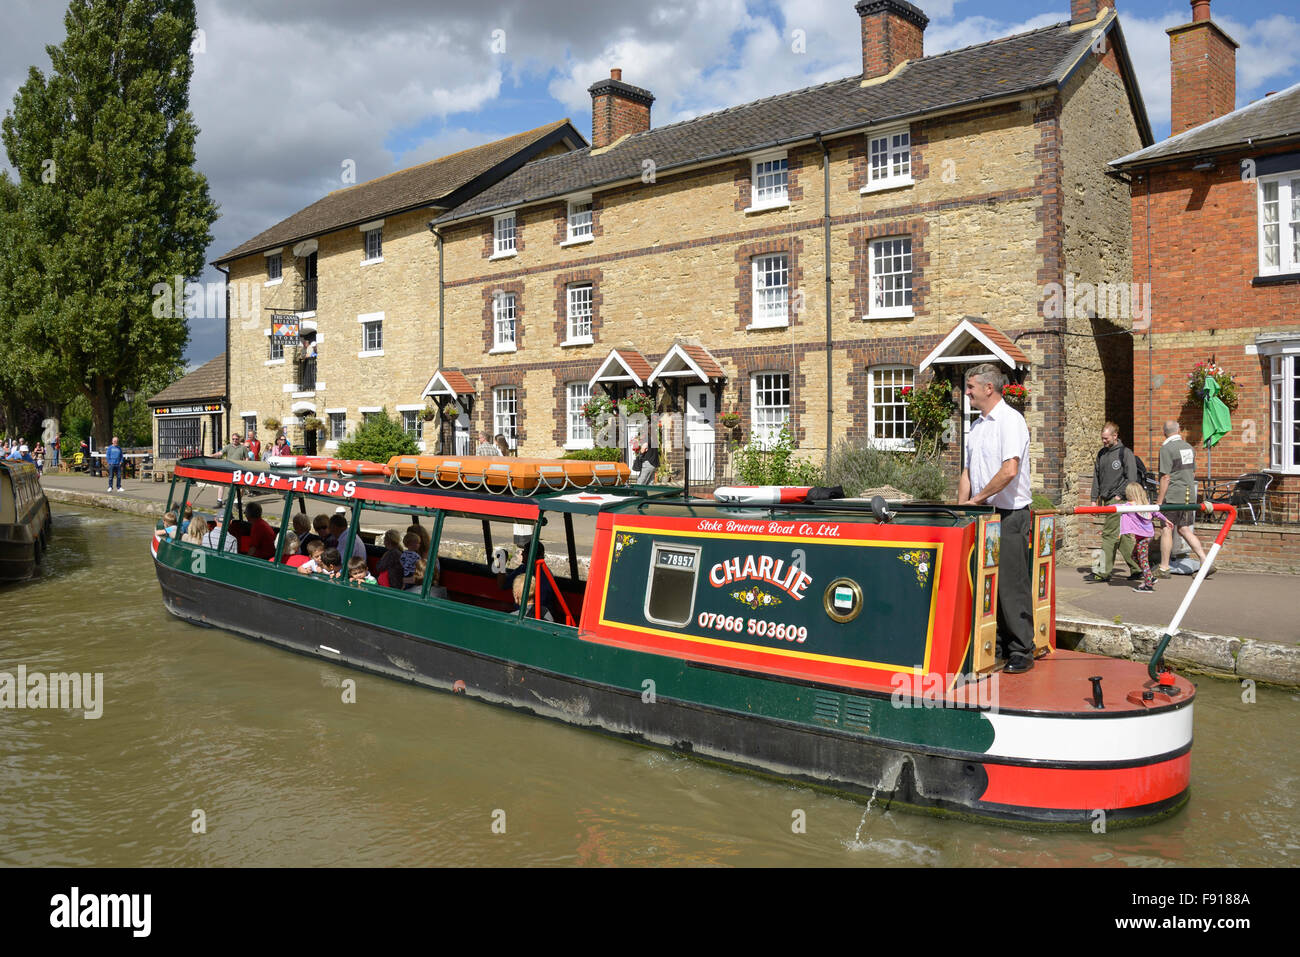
[440,402,461,421]
[582,393,615,425]
[619,389,654,419]
[302,416,324,434]
[719,410,741,429]
[1186,360,1239,411]
[1002,383,1030,408]
[263,416,282,432]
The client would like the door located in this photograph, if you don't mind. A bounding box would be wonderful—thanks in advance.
[455,412,470,455]
[686,386,715,481]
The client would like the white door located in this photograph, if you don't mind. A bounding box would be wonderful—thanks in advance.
[686,386,715,481]
[454,413,470,455]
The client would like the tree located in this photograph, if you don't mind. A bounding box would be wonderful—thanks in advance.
[1,0,218,449]
[336,410,420,464]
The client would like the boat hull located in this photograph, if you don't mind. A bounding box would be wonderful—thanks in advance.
[154,553,1191,828]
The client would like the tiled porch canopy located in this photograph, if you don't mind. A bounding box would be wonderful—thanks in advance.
[421,369,476,399]
[646,342,726,385]
[588,347,654,391]
[919,317,1030,374]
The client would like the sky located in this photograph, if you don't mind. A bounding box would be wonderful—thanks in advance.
[2,0,1298,370]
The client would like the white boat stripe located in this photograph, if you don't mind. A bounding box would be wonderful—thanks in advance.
[981,705,1193,763]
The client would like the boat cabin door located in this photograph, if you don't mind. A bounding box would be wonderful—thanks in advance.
[686,385,715,481]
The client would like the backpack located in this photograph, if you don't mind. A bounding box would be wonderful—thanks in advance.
[1131,451,1155,495]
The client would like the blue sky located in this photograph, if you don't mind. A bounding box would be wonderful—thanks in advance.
[3,0,1298,368]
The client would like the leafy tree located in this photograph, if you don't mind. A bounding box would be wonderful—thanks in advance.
[1,0,218,449]
[336,409,419,464]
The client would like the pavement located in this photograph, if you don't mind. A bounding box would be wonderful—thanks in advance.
[37,469,1300,686]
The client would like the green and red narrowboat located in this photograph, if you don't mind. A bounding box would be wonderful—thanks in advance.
[151,456,1233,828]
[0,459,52,582]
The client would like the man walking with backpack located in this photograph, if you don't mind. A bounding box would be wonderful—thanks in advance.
[1087,422,1142,582]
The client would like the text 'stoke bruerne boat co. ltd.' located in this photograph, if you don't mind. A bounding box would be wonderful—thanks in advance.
[150,454,1237,828]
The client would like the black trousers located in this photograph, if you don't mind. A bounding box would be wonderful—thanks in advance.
[996,507,1034,658]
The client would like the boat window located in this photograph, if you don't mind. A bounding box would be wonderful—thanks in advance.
[644,542,701,627]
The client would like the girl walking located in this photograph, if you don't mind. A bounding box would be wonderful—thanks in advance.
[1121,481,1166,593]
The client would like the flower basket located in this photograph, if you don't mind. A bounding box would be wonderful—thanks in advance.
[439,402,461,421]
[302,416,324,434]
[901,379,956,445]
[719,411,741,429]
[1002,383,1029,408]
[581,393,615,425]
[619,390,654,419]
[1186,361,1239,411]
[263,416,282,432]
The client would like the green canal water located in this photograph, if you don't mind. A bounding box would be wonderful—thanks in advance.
[1,505,1295,867]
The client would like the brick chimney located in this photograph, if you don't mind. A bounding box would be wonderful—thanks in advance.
[855,0,928,81]
[1070,1,1115,24]
[588,70,654,149]
[1168,0,1238,135]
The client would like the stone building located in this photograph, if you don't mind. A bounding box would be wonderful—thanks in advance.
[148,353,227,462]
[215,121,586,454]
[1111,0,1300,522]
[427,0,1150,511]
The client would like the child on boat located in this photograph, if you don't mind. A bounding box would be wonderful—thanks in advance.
[401,531,423,584]
[1121,482,1167,593]
[316,547,343,580]
[375,529,405,588]
[348,556,376,585]
[512,573,554,622]
[296,540,327,575]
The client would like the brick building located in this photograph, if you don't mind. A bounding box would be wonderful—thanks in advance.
[1111,0,1300,522]
[216,121,585,454]
[427,0,1150,514]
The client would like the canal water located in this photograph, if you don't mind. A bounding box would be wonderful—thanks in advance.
[1,505,1295,867]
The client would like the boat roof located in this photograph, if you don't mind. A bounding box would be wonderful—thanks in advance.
[174,456,983,525]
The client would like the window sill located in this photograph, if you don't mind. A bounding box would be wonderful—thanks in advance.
[560,236,593,248]
[489,250,517,261]
[860,177,914,195]
[325,441,339,451]
[561,337,594,348]
[744,200,790,215]
[747,319,789,331]
[297,310,316,320]
[564,440,595,451]
[291,391,315,399]
[314,381,326,392]
[1252,271,1300,287]
[357,349,384,358]
[867,438,917,452]
[861,309,915,321]
[360,257,384,267]
[265,358,286,366]
[264,277,283,287]
[488,346,517,355]
[282,383,300,393]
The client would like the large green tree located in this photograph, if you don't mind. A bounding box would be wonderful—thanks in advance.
[1,0,217,448]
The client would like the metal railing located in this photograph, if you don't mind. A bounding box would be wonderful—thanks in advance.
[300,357,316,391]
[297,277,317,313]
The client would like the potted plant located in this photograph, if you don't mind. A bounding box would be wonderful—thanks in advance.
[719,409,741,429]
[440,402,461,421]
[1002,382,1030,410]
[302,415,324,435]
[1186,360,1239,411]
[582,393,615,425]
[619,390,654,419]
[263,415,282,432]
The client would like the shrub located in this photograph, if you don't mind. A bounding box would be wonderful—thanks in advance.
[823,438,949,500]
[730,425,823,486]
[335,408,419,463]
[560,446,624,462]
[901,378,956,447]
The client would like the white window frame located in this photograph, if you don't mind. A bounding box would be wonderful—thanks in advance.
[493,387,519,448]
[492,212,517,258]
[750,372,791,448]
[327,410,348,448]
[565,283,593,344]
[564,197,593,245]
[861,126,913,194]
[1269,352,1300,473]
[491,292,517,353]
[867,365,915,450]
[357,311,384,357]
[267,332,285,362]
[1257,172,1300,277]
[566,381,593,449]
[360,220,384,265]
[747,152,789,212]
[750,253,789,329]
[866,237,914,319]
[265,251,282,285]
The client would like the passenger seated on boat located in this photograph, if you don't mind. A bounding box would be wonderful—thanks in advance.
[181,505,194,534]
[157,510,178,542]
[202,518,238,553]
[326,514,366,564]
[348,556,376,586]
[244,502,277,560]
[498,543,561,621]
[411,558,450,599]
[296,540,327,574]
[290,513,313,554]
[405,524,430,560]
[301,513,329,554]
[183,517,207,546]
[316,548,343,580]
[281,533,311,568]
[374,529,404,588]
[229,519,252,553]
[401,531,423,582]
[512,574,553,622]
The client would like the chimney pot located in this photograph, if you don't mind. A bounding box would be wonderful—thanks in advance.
[1191,0,1210,22]
[611,68,621,81]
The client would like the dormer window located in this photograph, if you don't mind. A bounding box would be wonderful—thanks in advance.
[862,127,912,193]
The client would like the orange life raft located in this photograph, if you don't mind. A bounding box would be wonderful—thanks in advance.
[386,454,631,495]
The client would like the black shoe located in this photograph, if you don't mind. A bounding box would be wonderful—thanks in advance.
[1005,653,1034,674]
[1084,573,1110,583]
[1132,585,1154,593]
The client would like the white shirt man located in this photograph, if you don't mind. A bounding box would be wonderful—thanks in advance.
[958,365,1035,673]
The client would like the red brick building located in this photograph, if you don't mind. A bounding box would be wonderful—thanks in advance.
[1111,0,1300,524]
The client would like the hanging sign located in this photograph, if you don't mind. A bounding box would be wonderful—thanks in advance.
[271,313,300,345]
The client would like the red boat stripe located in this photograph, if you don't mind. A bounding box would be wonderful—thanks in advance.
[981,753,1190,809]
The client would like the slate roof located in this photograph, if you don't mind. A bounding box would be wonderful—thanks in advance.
[148,354,226,405]
[216,120,583,263]
[436,11,1146,226]
[1111,81,1300,169]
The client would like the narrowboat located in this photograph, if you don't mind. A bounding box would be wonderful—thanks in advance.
[0,459,53,581]
[151,456,1233,828]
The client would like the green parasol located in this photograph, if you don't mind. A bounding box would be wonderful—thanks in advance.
[1202,376,1231,448]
